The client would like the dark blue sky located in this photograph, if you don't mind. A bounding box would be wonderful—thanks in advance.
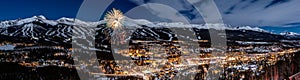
[0,0,139,21]
[0,0,83,20]
[101,0,138,19]
[0,0,299,33]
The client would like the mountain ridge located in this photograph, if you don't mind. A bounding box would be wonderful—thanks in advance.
[0,16,299,47]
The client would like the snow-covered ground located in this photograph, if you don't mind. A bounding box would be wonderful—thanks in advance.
[0,44,15,50]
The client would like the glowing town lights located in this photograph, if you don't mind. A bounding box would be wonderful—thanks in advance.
[227,57,236,61]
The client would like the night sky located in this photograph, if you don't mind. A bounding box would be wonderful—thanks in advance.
[0,0,299,33]
[0,0,139,21]
[0,0,83,20]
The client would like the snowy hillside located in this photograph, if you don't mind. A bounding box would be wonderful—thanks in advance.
[0,16,298,48]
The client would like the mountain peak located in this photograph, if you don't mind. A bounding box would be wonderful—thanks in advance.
[32,15,47,20]
[0,15,268,33]
[280,32,300,36]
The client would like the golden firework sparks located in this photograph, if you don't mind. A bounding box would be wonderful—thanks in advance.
[104,8,124,30]
[105,8,126,44]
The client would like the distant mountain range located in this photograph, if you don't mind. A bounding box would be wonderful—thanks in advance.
[0,16,299,49]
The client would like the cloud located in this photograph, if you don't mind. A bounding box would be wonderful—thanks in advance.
[127,0,300,26]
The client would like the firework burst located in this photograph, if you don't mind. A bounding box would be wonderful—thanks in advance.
[105,8,124,30]
[105,8,127,44]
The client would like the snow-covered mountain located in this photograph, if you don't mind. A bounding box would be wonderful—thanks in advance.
[280,32,300,36]
[0,16,298,47]
[0,16,102,44]
[280,32,300,39]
